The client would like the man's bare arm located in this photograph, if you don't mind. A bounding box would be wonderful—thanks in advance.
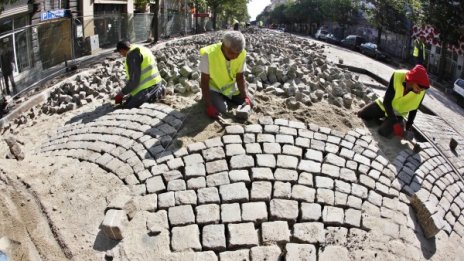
[201,73,212,107]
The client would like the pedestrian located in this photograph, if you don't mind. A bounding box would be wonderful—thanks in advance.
[113,40,165,109]
[199,31,252,118]
[233,19,239,31]
[357,64,430,139]
[0,48,17,95]
[413,35,426,66]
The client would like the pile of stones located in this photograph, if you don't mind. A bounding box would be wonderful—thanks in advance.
[37,30,378,116]
[41,60,126,115]
[3,29,378,132]
[155,30,378,109]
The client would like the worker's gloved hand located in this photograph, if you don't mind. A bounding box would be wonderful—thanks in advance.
[206,106,219,119]
[114,93,124,104]
[392,123,404,137]
[244,96,253,107]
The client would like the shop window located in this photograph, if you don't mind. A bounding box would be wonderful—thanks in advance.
[14,28,33,72]
[0,19,13,35]
[14,16,27,28]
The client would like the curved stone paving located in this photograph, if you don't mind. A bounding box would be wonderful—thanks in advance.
[36,104,464,260]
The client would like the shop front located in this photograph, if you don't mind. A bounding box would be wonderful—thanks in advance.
[0,0,34,77]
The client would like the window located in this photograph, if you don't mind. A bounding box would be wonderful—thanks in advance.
[0,19,13,35]
[14,16,27,28]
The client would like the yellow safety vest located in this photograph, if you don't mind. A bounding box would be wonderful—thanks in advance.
[125,45,162,96]
[199,43,246,98]
[413,41,426,60]
[375,70,425,118]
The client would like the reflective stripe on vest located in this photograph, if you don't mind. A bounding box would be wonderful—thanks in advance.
[413,41,426,60]
[375,70,426,118]
[125,45,162,96]
[199,42,246,98]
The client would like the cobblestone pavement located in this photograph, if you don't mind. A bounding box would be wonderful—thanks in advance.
[414,113,464,175]
[35,103,464,260]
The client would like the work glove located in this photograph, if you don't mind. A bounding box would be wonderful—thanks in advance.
[392,123,404,137]
[114,93,124,104]
[206,106,219,119]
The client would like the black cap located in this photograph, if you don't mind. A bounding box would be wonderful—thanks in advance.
[115,40,131,53]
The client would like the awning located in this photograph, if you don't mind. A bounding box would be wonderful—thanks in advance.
[94,0,129,4]
[0,4,33,20]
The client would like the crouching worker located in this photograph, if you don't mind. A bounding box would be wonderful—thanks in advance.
[114,40,165,109]
[199,31,252,118]
[357,64,429,139]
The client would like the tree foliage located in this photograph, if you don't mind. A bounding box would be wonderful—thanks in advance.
[208,0,249,30]
[255,0,357,28]
[421,0,463,46]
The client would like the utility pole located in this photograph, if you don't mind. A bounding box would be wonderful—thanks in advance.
[195,0,199,34]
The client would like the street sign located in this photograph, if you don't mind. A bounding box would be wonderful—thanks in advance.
[41,9,70,22]
[194,13,209,18]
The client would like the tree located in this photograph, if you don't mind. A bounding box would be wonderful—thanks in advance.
[364,0,411,45]
[321,0,358,34]
[205,0,249,30]
[421,0,464,78]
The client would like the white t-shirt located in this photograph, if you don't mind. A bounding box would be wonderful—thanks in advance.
[199,54,247,75]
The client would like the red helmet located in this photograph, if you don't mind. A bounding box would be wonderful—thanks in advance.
[406,65,430,89]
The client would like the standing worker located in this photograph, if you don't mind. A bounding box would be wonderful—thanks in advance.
[199,31,252,118]
[114,41,165,109]
[233,19,240,31]
[357,65,430,139]
[0,47,17,95]
[413,35,426,66]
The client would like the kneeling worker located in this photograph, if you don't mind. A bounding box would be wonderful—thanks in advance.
[114,40,165,108]
[357,64,430,138]
[199,31,252,118]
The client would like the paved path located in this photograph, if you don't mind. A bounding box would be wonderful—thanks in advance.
[36,103,464,260]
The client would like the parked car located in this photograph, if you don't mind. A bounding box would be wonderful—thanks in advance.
[453,78,464,106]
[359,42,390,62]
[315,28,329,40]
[341,35,366,50]
[325,34,341,45]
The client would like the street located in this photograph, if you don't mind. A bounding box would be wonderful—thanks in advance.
[0,28,463,260]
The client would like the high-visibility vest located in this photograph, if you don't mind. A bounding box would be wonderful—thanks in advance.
[125,45,162,96]
[413,41,426,60]
[375,70,425,118]
[200,43,246,98]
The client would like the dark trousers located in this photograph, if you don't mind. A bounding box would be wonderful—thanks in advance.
[124,84,165,109]
[358,101,403,137]
[210,91,246,114]
[3,73,16,95]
